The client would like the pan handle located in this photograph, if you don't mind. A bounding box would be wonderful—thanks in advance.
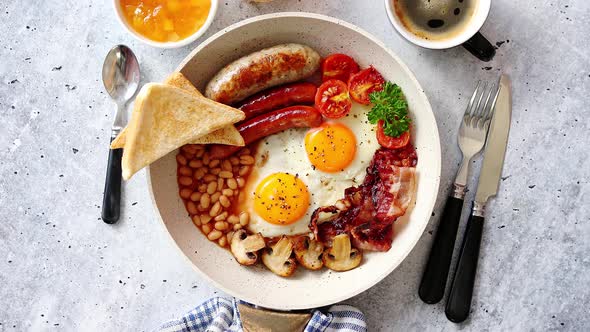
[238,303,311,332]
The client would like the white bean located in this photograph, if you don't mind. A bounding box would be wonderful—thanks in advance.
[200,193,211,209]
[207,182,217,195]
[208,230,223,241]
[222,160,232,171]
[179,177,192,186]
[238,166,250,176]
[227,178,238,190]
[176,154,187,165]
[214,221,228,231]
[209,202,222,217]
[190,192,201,202]
[211,192,221,204]
[214,212,228,221]
[187,201,197,215]
[239,155,254,165]
[203,174,217,183]
[218,236,227,247]
[189,160,203,168]
[227,215,239,224]
[219,195,231,208]
[178,166,192,176]
[179,188,192,199]
[239,212,250,226]
[219,171,233,179]
[200,214,212,224]
[192,215,201,226]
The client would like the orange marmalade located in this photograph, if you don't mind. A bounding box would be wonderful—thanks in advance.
[120,0,211,42]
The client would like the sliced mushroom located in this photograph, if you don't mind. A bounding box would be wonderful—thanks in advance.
[293,236,324,270]
[230,230,266,266]
[323,233,362,272]
[261,236,297,277]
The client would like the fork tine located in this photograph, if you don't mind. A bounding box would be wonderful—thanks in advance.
[464,81,481,117]
[473,82,488,118]
[479,83,495,119]
[484,81,501,120]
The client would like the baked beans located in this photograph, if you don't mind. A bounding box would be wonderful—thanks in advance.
[208,230,223,241]
[190,192,201,202]
[177,146,254,247]
[227,178,238,190]
[179,176,192,186]
[176,154,187,165]
[187,201,198,214]
[179,188,192,199]
[178,166,192,176]
[210,192,221,204]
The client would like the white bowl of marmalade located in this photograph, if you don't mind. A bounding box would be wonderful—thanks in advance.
[114,0,218,49]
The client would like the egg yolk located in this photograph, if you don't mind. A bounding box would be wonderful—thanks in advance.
[120,0,211,42]
[253,173,310,225]
[305,122,357,172]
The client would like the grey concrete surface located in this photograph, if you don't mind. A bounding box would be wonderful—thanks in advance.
[1,0,589,331]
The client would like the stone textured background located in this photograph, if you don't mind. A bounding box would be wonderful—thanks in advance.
[0,0,588,331]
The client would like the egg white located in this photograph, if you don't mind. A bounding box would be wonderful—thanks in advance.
[243,103,380,238]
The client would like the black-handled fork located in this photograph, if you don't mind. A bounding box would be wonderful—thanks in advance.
[419,81,497,304]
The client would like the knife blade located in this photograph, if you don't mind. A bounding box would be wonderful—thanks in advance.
[445,74,511,323]
[473,74,512,215]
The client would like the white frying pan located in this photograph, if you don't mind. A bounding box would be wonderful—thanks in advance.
[147,12,441,311]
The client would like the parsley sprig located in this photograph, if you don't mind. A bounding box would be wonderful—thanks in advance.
[367,82,411,138]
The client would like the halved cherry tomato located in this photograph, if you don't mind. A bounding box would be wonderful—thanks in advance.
[315,79,352,119]
[376,120,410,149]
[348,66,385,105]
[321,54,360,82]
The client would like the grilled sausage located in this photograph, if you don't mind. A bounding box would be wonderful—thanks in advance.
[237,82,317,121]
[205,44,321,105]
[209,106,323,159]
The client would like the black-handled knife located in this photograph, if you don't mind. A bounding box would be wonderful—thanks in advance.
[446,74,512,323]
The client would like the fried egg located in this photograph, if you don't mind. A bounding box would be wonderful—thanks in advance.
[253,173,310,226]
[241,103,380,238]
[305,122,357,173]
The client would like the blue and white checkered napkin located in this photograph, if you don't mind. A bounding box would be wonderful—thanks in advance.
[156,297,367,332]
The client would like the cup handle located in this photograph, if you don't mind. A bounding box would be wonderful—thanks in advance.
[462,32,495,62]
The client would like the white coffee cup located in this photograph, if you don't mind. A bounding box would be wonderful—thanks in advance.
[384,0,494,61]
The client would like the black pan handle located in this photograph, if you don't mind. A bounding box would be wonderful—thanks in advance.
[445,208,485,323]
[101,137,123,224]
[462,32,495,62]
[419,195,464,304]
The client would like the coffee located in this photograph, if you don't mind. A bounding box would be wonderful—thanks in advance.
[393,0,477,41]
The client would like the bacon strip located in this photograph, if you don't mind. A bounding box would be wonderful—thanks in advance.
[309,146,417,251]
[351,223,393,252]
[374,165,416,223]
